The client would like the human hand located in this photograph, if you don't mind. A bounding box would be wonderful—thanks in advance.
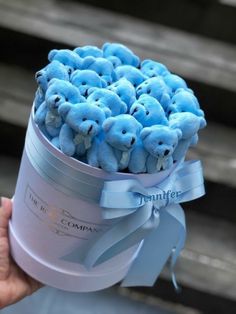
[0,197,43,309]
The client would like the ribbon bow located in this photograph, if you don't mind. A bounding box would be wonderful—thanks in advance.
[62,160,205,287]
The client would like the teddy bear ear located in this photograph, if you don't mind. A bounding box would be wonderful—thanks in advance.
[101,79,107,88]
[81,56,95,69]
[133,55,140,68]
[175,128,183,140]
[58,103,73,120]
[198,109,205,118]
[140,127,151,140]
[102,117,116,132]
[141,59,152,67]
[48,49,58,62]
[120,101,128,114]
[47,78,60,87]
[199,116,207,129]
[74,47,82,55]
[102,42,110,51]
[70,70,80,82]
[87,87,99,96]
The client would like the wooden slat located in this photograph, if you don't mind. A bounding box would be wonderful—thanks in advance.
[0,0,236,92]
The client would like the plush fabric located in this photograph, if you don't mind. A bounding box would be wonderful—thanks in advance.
[34,79,84,137]
[169,112,206,162]
[129,125,182,173]
[115,65,146,88]
[163,73,188,94]
[107,78,136,109]
[129,94,168,127]
[98,114,142,172]
[58,102,106,166]
[103,42,140,67]
[70,70,107,97]
[87,88,127,117]
[136,77,171,111]
[81,57,116,85]
[74,45,103,58]
[167,89,205,117]
[140,59,170,78]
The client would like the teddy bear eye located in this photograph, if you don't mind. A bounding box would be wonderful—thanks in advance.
[68,69,72,75]
[158,141,163,145]
[82,118,87,121]
[82,81,86,85]
[65,98,68,102]
[144,81,148,85]
[95,120,99,124]
[147,89,151,94]
[133,83,137,87]
[146,110,149,115]
[47,78,50,82]
[95,98,99,102]
[122,130,126,134]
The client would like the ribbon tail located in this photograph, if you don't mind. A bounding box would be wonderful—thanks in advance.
[121,204,185,287]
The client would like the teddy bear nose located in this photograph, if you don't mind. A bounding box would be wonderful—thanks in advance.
[55,96,61,103]
[87,125,93,134]
[131,137,136,145]
[164,149,170,156]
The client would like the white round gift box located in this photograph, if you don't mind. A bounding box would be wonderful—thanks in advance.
[9,106,173,292]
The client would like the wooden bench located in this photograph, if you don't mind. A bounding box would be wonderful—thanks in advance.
[0,0,236,126]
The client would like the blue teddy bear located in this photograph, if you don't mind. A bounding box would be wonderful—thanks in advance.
[136,77,171,111]
[70,70,107,97]
[115,65,146,88]
[107,78,136,109]
[140,59,170,78]
[87,88,127,117]
[48,49,82,75]
[81,57,116,85]
[34,79,85,137]
[102,42,140,67]
[129,94,168,127]
[74,45,103,58]
[98,114,142,172]
[58,102,106,165]
[169,112,206,163]
[129,125,182,173]
[167,89,204,117]
[34,60,70,109]
[163,73,189,95]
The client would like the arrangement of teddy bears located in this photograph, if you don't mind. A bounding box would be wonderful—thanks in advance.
[34,43,206,173]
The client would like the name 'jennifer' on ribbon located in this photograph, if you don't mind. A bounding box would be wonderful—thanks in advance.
[62,160,205,288]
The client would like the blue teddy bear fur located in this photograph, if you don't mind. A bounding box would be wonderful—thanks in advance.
[33,43,206,173]
[98,114,142,172]
[58,102,106,165]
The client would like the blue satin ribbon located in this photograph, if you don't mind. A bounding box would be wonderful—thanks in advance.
[62,160,205,287]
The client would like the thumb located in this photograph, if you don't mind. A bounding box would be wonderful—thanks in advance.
[0,197,12,280]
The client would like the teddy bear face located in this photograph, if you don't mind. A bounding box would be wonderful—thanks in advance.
[35,60,69,93]
[141,60,170,78]
[70,70,107,97]
[59,102,106,137]
[82,57,115,85]
[115,65,146,88]
[103,43,140,67]
[74,45,103,58]
[141,125,181,158]
[169,112,206,139]
[48,49,82,73]
[107,78,136,108]
[136,77,171,110]
[45,79,84,110]
[163,74,188,94]
[87,88,127,117]
[129,94,168,127]
[102,114,142,151]
[167,90,204,117]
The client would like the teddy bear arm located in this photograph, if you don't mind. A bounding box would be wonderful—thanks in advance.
[98,142,118,172]
[146,155,158,173]
[59,123,76,156]
[34,101,47,125]
[87,137,100,167]
[128,145,147,173]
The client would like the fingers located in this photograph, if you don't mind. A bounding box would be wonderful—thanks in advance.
[0,198,12,237]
